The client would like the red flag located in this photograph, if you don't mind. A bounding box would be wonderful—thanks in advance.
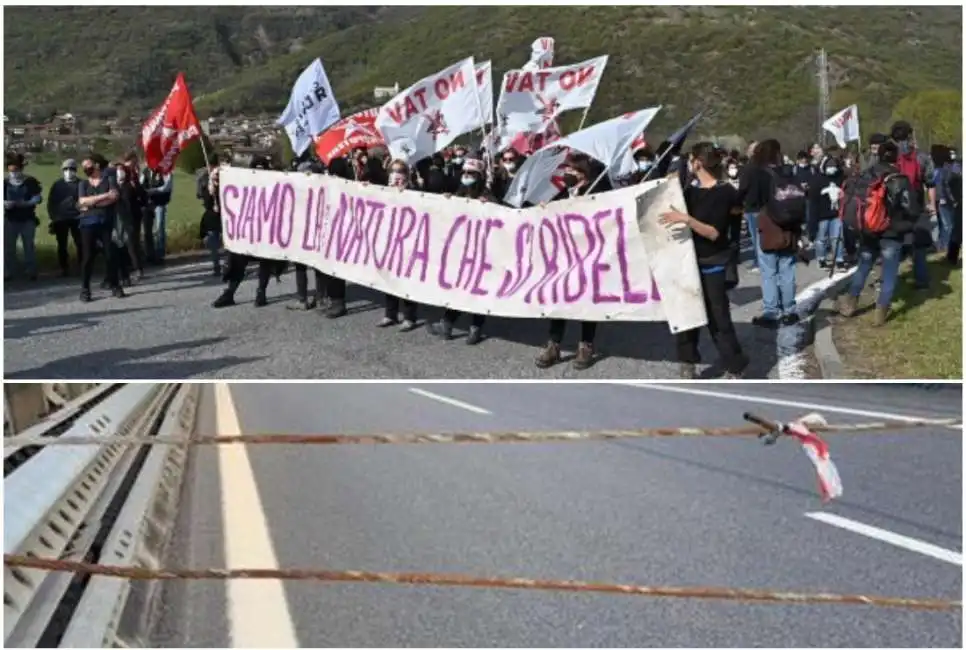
[141,73,203,174]
[314,108,385,164]
[785,419,844,502]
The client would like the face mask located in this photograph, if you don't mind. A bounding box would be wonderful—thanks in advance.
[7,171,23,185]
[637,160,653,172]
[503,161,517,173]
[826,166,838,176]
[844,159,853,169]
[389,172,407,187]
[898,141,912,155]
[951,153,958,161]
[798,163,807,168]
[116,169,127,183]
[460,175,476,187]
[727,167,738,178]
[83,167,94,177]
[63,170,77,182]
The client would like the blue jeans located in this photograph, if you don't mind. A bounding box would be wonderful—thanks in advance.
[912,246,930,288]
[744,211,760,268]
[849,238,902,308]
[205,231,222,268]
[154,205,168,259]
[815,219,844,263]
[759,251,796,318]
[4,219,37,277]
[938,204,955,251]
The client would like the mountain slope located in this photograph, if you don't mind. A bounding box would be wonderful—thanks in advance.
[4,6,961,138]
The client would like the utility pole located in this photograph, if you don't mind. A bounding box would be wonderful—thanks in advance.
[817,48,830,147]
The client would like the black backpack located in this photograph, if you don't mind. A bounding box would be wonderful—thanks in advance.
[765,167,807,228]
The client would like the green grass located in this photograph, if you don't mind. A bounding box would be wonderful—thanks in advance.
[22,164,206,273]
[833,256,962,379]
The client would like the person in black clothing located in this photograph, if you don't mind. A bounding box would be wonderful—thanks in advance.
[197,155,223,276]
[491,148,524,203]
[47,158,83,277]
[77,154,124,301]
[290,159,335,313]
[317,157,355,319]
[378,159,419,331]
[428,157,491,345]
[792,150,818,241]
[211,156,282,309]
[809,155,847,269]
[112,160,145,285]
[661,142,748,379]
[4,152,43,281]
[534,156,608,371]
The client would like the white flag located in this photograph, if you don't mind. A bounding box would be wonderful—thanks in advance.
[475,60,494,126]
[823,104,860,149]
[522,36,555,71]
[505,106,662,208]
[496,55,609,151]
[375,57,484,164]
[277,58,341,156]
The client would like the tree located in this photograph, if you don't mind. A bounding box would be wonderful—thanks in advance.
[891,89,962,148]
[177,134,215,173]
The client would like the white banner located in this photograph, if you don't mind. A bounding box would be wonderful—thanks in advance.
[496,55,609,144]
[219,167,707,332]
[276,59,341,156]
[523,36,555,71]
[475,60,494,126]
[823,104,861,149]
[505,106,662,208]
[375,57,484,164]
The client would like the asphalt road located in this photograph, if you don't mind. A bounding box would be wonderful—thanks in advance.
[151,383,962,647]
[3,254,831,379]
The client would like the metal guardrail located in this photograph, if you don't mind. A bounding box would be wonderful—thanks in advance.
[3,383,201,648]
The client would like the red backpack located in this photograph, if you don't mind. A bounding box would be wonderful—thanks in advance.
[839,170,898,235]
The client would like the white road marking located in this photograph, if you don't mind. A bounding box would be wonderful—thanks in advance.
[806,512,963,566]
[408,388,492,415]
[215,383,299,648]
[620,384,956,424]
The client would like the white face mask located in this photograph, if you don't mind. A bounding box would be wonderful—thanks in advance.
[503,161,517,173]
[826,166,838,176]
[389,172,407,187]
[116,169,127,183]
[460,175,475,187]
[727,167,738,178]
[637,160,653,172]
[63,170,77,182]
[7,171,23,186]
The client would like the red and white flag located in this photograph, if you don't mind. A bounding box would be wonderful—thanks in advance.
[823,104,861,150]
[786,415,844,502]
[314,108,384,164]
[140,72,203,174]
[375,57,484,164]
[504,106,661,208]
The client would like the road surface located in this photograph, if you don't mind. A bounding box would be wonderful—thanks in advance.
[3,255,831,380]
[151,383,962,647]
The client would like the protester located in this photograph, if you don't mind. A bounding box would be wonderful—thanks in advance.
[891,120,936,290]
[46,158,83,277]
[946,161,962,267]
[491,148,523,202]
[429,157,491,345]
[76,154,123,301]
[320,156,355,319]
[932,144,959,253]
[865,133,887,168]
[810,154,846,269]
[724,157,741,189]
[838,140,916,325]
[660,142,748,379]
[112,160,145,285]
[535,156,609,371]
[379,159,419,331]
[4,153,43,282]
[744,139,805,327]
[198,155,223,276]
[793,150,817,241]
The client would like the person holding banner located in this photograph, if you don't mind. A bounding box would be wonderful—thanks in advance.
[429,157,491,345]
[491,149,524,203]
[379,159,420,331]
[535,157,607,371]
[660,143,748,379]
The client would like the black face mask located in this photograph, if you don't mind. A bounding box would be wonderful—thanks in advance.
[82,167,94,176]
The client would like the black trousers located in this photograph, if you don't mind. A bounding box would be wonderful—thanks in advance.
[80,224,119,291]
[675,270,748,374]
[51,220,81,273]
[225,254,272,294]
[443,309,485,328]
[294,264,327,301]
[548,319,597,345]
[948,205,962,264]
[385,294,417,321]
[327,275,347,302]
[127,211,146,271]
[141,206,157,263]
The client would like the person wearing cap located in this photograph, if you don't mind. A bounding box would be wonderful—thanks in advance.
[46,158,84,277]
[865,133,888,169]
[4,152,43,281]
[429,157,491,345]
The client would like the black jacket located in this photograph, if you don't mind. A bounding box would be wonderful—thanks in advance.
[47,178,81,222]
[860,162,917,243]
[4,175,43,223]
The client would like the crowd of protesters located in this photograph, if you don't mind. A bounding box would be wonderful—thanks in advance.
[4,117,961,377]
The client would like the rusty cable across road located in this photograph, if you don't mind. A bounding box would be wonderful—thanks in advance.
[1,418,959,449]
[4,555,959,612]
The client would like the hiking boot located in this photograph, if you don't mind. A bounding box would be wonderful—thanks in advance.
[111,286,126,298]
[780,312,800,327]
[679,363,697,380]
[534,341,561,369]
[573,342,595,371]
[399,319,418,332]
[287,297,314,311]
[325,300,348,319]
[873,305,890,327]
[378,316,398,328]
[429,319,454,340]
[752,315,780,329]
[79,289,93,303]
[466,326,484,346]
[838,294,858,318]
[254,290,267,307]
[212,290,235,308]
